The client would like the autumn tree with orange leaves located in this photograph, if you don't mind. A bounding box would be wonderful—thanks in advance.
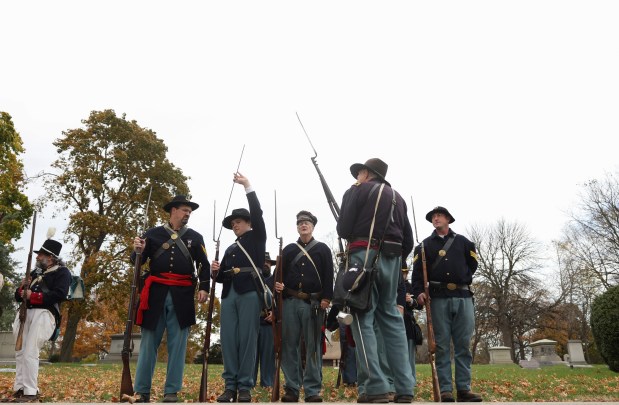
[42,109,189,361]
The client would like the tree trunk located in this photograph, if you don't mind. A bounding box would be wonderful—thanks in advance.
[59,301,82,362]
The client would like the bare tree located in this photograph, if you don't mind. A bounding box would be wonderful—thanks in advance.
[469,219,546,361]
[560,172,619,289]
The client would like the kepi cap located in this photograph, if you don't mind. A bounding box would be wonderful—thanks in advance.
[296,210,317,226]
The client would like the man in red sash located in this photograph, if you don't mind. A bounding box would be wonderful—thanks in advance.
[132,195,210,403]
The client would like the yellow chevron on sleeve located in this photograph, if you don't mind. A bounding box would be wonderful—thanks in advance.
[412,253,419,263]
[202,244,208,258]
[470,251,478,262]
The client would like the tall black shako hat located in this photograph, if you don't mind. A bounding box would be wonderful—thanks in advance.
[163,195,199,213]
[425,206,455,223]
[34,229,62,258]
[222,208,251,229]
[350,158,390,186]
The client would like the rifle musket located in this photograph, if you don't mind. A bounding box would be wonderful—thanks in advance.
[217,144,245,241]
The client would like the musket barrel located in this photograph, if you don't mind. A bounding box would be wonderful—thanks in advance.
[15,212,37,351]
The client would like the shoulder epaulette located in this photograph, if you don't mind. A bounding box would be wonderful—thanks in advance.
[470,251,478,262]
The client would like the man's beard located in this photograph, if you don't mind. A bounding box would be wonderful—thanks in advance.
[36,258,49,270]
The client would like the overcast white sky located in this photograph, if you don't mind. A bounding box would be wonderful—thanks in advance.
[2,1,619,280]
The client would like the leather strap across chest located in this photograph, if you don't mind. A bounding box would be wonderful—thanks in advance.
[431,234,457,271]
[153,225,192,264]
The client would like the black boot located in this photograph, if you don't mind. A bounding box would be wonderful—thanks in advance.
[216,390,236,403]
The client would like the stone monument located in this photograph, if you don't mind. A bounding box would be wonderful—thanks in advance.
[566,339,592,368]
[101,333,142,363]
[0,331,15,365]
[489,346,512,364]
[519,358,541,369]
[530,339,565,366]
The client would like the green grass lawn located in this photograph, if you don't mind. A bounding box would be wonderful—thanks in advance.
[1,362,618,402]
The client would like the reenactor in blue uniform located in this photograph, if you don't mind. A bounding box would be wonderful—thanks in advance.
[275,211,333,402]
[274,211,333,402]
[212,173,267,403]
[336,158,415,404]
[132,195,210,403]
[411,206,481,402]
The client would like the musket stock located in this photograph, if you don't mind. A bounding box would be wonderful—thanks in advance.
[199,201,220,402]
[15,212,37,351]
[296,112,350,380]
[200,146,245,401]
[120,187,152,401]
[411,197,440,402]
[271,190,283,402]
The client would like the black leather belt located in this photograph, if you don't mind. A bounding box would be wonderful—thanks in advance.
[284,287,321,301]
[429,281,470,291]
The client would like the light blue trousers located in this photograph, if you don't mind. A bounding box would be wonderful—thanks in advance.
[134,292,189,395]
[254,323,275,387]
[431,297,475,393]
[358,323,396,396]
[281,297,324,397]
[407,340,417,388]
[220,287,261,391]
[349,250,414,396]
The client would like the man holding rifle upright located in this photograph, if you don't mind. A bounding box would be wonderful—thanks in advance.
[411,206,481,402]
[131,195,210,403]
[9,235,71,403]
[273,210,333,403]
[211,172,267,403]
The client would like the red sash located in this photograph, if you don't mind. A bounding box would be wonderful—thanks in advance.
[136,273,193,325]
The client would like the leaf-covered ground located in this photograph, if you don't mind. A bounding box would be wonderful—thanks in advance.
[0,363,618,402]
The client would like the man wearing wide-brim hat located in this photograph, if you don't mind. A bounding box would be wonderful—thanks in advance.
[9,233,71,403]
[336,158,415,403]
[410,206,481,402]
[131,194,210,403]
[211,172,267,403]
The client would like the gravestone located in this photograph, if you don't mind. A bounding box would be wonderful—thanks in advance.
[0,332,15,365]
[489,346,512,364]
[566,339,592,368]
[530,339,565,366]
[101,333,141,363]
[519,358,541,369]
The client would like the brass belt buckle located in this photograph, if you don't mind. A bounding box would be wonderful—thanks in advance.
[232,267,241,274]
[447,283,457,290]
